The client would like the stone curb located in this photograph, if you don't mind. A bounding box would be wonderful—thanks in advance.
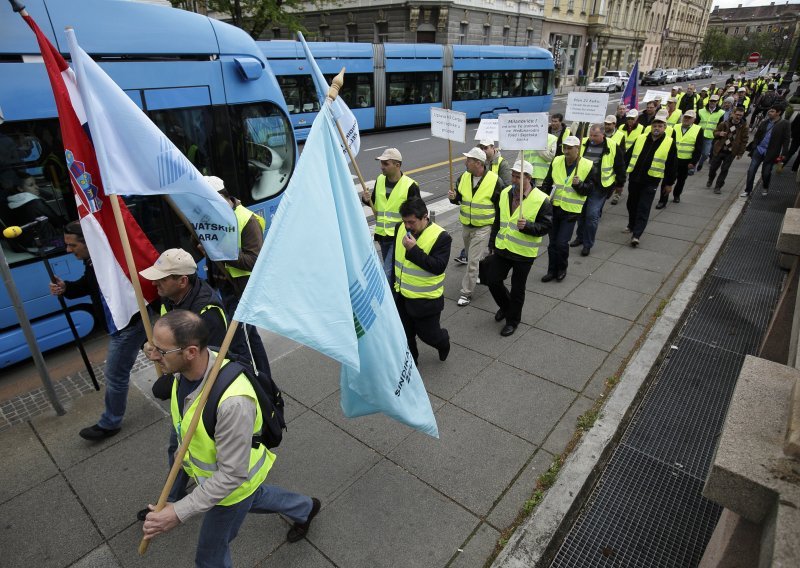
[492,188,747,567]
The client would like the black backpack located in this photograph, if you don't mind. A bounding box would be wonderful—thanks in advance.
[202,354,286,449]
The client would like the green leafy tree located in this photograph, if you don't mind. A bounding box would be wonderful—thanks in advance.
[700,28,729,64]
[171,0,315,40]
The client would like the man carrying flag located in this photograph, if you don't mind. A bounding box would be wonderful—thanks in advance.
[21,10,161,439]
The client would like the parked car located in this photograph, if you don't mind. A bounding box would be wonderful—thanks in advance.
[687,67,703,80]
[602,70,630,91]
[586,76,618,92]
[642,68,667,85]
[701,65,713,78]
[676,68,688,82]
[665,68,678,83]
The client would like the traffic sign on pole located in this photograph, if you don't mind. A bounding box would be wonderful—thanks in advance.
[748,52,760,63]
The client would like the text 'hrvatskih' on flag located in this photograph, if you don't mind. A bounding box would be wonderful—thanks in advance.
[297,32,361,162]
[233,103,439,438]
[21,14,159,332]
[64,30,238,262]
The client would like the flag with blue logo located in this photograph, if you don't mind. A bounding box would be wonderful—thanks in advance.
[297,32,360,161]
[234,104,438,438]
[65,31,238,262]
[621,61,639,111]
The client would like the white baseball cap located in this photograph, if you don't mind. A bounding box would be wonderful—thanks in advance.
[653,110,669,123]
[604,114,617,123]
[563,135,581,147]
[203,175,225,192]
[511,160,534,176]
[626,109,639,118]
[139,249,197,280]
[478,139,495,147]
[463,147,487,161]
[376,148,402,162]
[683,109,697,119]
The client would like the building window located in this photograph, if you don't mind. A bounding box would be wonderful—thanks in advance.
[460,22,469,44]
[526,28,534,45]
[568,0,575,11]
[346,23,358,42]
[318,25,330,42]
[553,0,560,8]
[272,28,281,39]
[502,27,510,45]
[483,25,491,45]
[375,22,388,44]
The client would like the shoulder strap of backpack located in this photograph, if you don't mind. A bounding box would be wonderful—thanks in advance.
[201,360,244,440]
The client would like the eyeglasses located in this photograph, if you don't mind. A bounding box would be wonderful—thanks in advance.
[153,345,184,357]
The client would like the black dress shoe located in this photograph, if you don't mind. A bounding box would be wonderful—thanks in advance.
[655,202,666,209]
[494,309,505,322]
[580,247,590,257]
[569,239,583,247]
[556,271,567,282]
[541,273,556,282]
[287,498,321,543]
[500,324,517,337]
[79,424,121,441]
[438,341,451,362]
[673,196,680,203]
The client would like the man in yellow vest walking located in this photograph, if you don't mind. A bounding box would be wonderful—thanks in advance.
[483,160,552,336]
[448,147,505,306]
[362,148,420,279]
[656,110,703,209]
[540,136,596,282]
[393,197,452,362]
[625,111,677,246]
[610,109,643,205]
[142,310,320,566]
[695,95,724,171]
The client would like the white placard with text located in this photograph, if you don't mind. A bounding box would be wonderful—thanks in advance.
[474,118,499,141]
[498,113,549,151]
[565,92,609,124]
[430,108,467,143]
[642,90,672,103]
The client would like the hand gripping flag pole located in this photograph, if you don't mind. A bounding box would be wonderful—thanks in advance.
[326,69,371,200]
[138,320,240,556]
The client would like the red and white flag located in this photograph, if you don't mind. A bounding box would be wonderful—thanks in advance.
[23,14,158,331]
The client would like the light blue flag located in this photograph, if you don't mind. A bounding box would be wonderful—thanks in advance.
[234,105,439,438]
[66,30,238,261]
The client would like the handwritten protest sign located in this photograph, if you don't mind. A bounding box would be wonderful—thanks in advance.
[431,108,467,143]
[498,113,548,151]
[474,118,499,141]
[565,92,609,123]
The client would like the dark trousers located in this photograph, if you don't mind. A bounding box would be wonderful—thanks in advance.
[659,159,690,203]
[483,253,534,327]
[708,150,736,188]
[547,206,577,275]
[626,179,660,238]
[221,292,271,375]
[395,295,448,362]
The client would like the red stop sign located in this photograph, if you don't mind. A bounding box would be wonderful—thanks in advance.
[748,52,760,63]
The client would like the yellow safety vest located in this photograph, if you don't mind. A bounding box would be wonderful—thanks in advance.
[490,155,504,175]
[609,128,626,151]
[393,222,446,299]
[674,124,702,160]
[676,92,685,106]
[226,205,266,278]
[580,139,619,188]
[623,124,644,149]
[643,124,674,138]
[457,170,499,227]
[697,108,724,139]
[627,134,674,179]
[667,109,681,125]
[374,174,415,237]
[524,133,558,181]
[550,156,594,213]
[160,302,226,325]
[494,185,548,258]
[170,358,274,506]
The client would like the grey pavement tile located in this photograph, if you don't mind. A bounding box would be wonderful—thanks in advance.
[71,545,122,568]
[486,450,554,530]
[271,347,341,408]
[444,305,529,358]
[312,459,478,568]
[417,342,494,401]
[256,541,335,567]
[670,203,725,220]
[613,323,647,360]
[30,386,165,471]
[564,279,651,321]
[525,265,587,300]
[652,209,713,229]
[109,502,286,567]
[443,263,491,302]
[656,244,702,300]
[452,360,577,444]
[589,261,667,295]
[0,475,102,568]
[634,233,694,257]
[472,287,559,329]
[608,245,682,274]
[499,329,607,392]
[642,219,703,241]
[595,223,636,245]
[563,254,604,277]
[636,295,667,326]
[0,422,58,504]
[449,522,501,568]
[389,403,533,515]
[537,302,632,352]
[583,353,626,401]
[313,390,445,456]
[265,410,381,505]
[282,393,311,425]
[579,240,624,260]
[65,419,170,539]
[542,395,597,455]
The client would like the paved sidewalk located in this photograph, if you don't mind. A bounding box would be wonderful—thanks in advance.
[0,158,751,567]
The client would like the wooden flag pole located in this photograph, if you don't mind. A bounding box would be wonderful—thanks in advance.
[448,140,454,202]
[107,195,163,377]
[138,320,240,555]
[516,149,525,223]
[327,68,376,217]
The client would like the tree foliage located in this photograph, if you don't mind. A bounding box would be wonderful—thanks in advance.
[171,0,312,40]
[701,26,795,66]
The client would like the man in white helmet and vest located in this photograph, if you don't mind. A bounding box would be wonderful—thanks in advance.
[448,147,505,306]
[142,310,320,566]
[655,110,703,209]
[540,136,597,282]
[362,148,420,280]
[624,110,677,246]
[483,160,552,337]
[393,197,452,363]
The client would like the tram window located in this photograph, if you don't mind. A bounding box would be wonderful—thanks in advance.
[453,70,550,100]
[149,107,215,176]
[386,72,441,105]
[325,73,373,108]
[230,102,294,205]
[277,75,319,114]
